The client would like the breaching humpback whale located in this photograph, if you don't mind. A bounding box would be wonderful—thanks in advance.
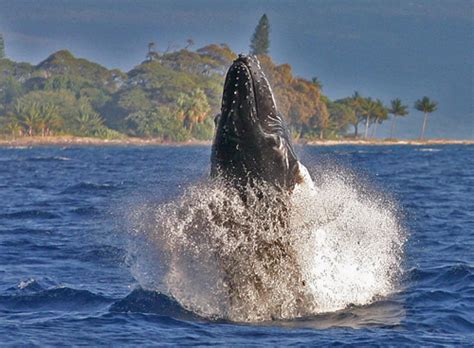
[211,54,312,194]
[210,55,314,317]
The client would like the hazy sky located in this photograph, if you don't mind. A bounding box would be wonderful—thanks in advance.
[0,0,472,139]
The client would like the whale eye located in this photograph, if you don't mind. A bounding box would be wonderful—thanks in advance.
[214,113,221,126]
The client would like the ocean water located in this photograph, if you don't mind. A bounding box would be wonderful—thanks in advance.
[0,145,472,346]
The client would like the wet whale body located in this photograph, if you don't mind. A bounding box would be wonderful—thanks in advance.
[211,54,311,193]
[210,55,314,317]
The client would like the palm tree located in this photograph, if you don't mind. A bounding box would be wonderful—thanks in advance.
[126,110,155,137]
[38,104,61,136]
[2,113,23,138]
[388,98,409,139]
[75,109,104,136]
[414,96,437,139]
[15,101,41,136]
[176,89,211,131]
[370,99,388,138]
[348,91,364,137]
[360,98,378,139]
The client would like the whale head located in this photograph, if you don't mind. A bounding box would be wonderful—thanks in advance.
[211,55,301,191]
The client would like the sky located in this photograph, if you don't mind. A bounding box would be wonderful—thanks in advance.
[0,0,472,139]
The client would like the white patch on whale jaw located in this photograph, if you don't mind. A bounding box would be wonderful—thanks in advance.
[293,162,315,193]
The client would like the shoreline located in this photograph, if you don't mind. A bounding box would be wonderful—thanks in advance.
[0,136,473,147]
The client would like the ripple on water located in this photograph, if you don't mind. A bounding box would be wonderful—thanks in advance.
[0,145,473,345]
[61,182,119,195]
[0,287,113,312]
[0,210,60,220]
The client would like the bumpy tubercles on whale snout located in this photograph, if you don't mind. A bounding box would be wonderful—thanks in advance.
[212,54,300,191]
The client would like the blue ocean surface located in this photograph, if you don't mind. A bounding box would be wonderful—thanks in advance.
[0,145,473,346]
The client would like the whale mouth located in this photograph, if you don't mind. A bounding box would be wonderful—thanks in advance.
[211,55,299,190]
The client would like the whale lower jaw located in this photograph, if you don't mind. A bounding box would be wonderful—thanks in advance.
[294,162,314,191]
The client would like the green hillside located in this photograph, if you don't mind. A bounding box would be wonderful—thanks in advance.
[0,43,408,141]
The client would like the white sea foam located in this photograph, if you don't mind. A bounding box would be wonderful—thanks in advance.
[416,148,441,152]
[126,166,406,322]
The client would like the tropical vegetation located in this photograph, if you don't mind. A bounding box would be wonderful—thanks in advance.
[250,14,270,56]
[0,21,438,141]
[414,96,438,140]
[0,33,4,59]
[388,99,409,139]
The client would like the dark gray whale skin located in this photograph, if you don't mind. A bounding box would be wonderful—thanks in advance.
[211,55,302,192]
[209,56,312,314]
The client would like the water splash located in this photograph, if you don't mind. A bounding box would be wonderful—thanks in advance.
[126,167,406,322]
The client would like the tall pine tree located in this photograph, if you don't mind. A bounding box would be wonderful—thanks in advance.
[0,33,4,59]
[250,14,270,55]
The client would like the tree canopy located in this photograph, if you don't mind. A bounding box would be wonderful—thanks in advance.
[250,14,270,55]
[388,98,409,138]
[415,96,437,139]
[0,33,4,59]
[414,96,438,114]
[0,40,431,141]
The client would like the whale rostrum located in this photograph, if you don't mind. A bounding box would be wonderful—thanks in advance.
[211,54,306,192]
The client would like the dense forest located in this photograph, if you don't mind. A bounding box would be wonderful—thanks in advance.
[0,18,437,142]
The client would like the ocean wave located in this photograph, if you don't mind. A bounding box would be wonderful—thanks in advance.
[71,206,100,216]
[409,264,473,286]
[1,238,61,251]
[61,182,118,194]
[78,245,127,264]
[5,146,32,150]
[416,148,442,152]
[0,210,59,220]
[26,156,72,162]
[109,288,202,321]
[0,286,112,311]
[1,227,53,235]
[272,298,405,330]
[109,288,406,329]
[6,278,46,293]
